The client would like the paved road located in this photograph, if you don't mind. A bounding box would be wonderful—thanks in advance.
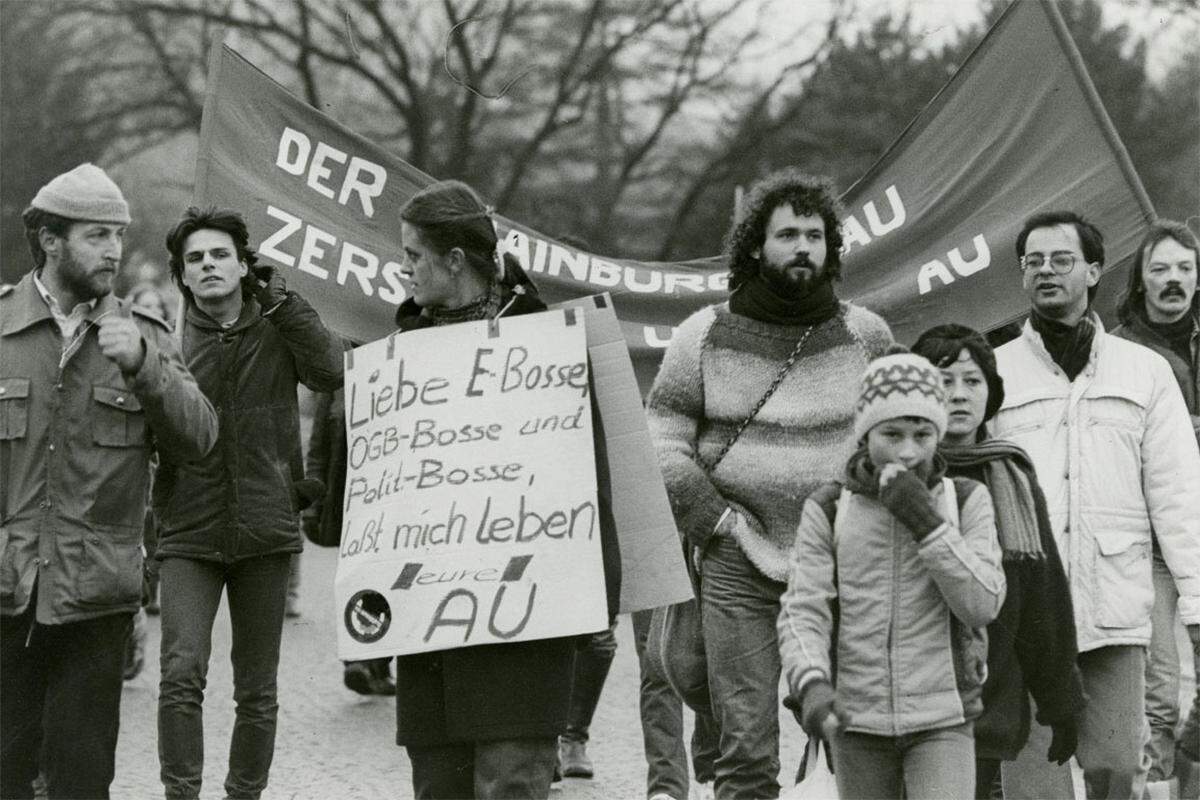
[112,545,807,800]
[112,544,1195,799]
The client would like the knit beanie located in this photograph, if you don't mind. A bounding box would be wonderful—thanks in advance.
[854,349,948,442]
[31,163,131,225]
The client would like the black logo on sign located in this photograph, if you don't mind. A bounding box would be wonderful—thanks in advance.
[344,590,391,644]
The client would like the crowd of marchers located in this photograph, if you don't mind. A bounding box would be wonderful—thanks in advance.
[1,163,1198,800]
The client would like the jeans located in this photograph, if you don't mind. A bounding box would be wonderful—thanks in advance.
[0,603,131,800]
[1077,646,1151,800]
[831,721,975,800]
[562,622,618,744]
[632,608,720,799]
[407,737,558,799]
[1146,551,1181,782]
[701,535,786,799]
[157,554,292,800]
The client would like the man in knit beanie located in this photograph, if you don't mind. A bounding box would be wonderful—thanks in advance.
[1,165,217,799]
[646,169,893,799]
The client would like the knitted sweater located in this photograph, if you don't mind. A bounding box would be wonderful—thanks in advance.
[647,301,893,580]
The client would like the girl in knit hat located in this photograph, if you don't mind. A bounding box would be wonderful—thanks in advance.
[912,324,1084,799]
[777,347,1005,799]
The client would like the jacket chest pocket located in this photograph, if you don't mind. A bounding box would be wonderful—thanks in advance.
[93,385,145,447]
[0,378,30,440]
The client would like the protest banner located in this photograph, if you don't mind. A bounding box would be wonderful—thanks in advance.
[334,308,607,659]
[194,0,1152,394]
[550,294,691,613]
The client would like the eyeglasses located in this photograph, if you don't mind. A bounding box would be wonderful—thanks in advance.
[1019,252,1080,274]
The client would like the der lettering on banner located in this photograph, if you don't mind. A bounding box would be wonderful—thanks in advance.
[333,309,608,660]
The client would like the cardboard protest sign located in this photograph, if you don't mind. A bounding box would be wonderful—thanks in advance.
[195,0,1152,394]
[551,294,692,613]
[334,309,607,659]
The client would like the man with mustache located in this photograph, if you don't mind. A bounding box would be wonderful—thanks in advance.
[1111,220,1200,799]
[646,170,893,799]
[992,211,1200,800]
[1,164,217,799]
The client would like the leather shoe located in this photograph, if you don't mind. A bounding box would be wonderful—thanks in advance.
[559,739,594,779]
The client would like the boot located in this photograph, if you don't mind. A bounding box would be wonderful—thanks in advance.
[367,657,395,695]
[559,739,594,779]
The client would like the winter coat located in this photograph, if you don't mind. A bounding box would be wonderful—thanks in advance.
[944,448,1083,761]
[393,265,621,746]
[0,274,217,624]
[1111,311,1198,432]
[301,387,348,548]
[153,293,342,562]
[993,318,1200,651]
[778,465,1005,737]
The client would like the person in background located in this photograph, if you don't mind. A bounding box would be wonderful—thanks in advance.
[778,348,1005,799]
[155,206,342,800]
[912,324,1085,799]
[993,210,1200,800]
[1,164,217,800]
[1110,220,1200,800]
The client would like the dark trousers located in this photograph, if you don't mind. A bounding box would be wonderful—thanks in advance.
[562,622,618,744]
[1,603,132,800]
[157,553,291,800]
[407,737,558,800]
[632,607,720,799]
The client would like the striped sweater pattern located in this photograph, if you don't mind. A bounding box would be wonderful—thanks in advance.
[647,301,893,580]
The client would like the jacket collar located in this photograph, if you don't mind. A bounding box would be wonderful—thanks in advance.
[1,271,121,336]
[185,296,261,332]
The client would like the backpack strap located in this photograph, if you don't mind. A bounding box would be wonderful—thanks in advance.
[941,476,959,531]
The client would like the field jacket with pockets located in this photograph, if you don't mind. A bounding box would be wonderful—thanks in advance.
[153,293,342,562]
[0,273,217,624]
[992,318,1200,652]
[778,473,1005,737]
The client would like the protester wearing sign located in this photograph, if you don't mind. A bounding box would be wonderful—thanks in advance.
[0,165,217,800]
[778,349,1005,799]
[646,170,892,798]
[992,211,1200,800]
[1110,220,1200,797]
[911,325,1085,799]
[388,180,620,800]
[154,206,342,800]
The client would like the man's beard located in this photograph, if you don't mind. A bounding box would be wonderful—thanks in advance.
[59,245,115,302]
[762,253,824,297]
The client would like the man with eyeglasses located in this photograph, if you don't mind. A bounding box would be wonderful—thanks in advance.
[990,211,1200,800]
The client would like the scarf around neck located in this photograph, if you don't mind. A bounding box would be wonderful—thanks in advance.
[425,281,502,327]
[940,437,1045,560]
[730,274,840,326]
[1030,311,1095,381]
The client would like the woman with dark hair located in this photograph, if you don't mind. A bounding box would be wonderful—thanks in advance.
[912,324,1085,800]
[391,180,621,800]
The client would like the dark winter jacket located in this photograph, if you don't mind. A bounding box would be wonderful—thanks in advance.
[154,293,342,562]
[301,387,348,548]
[1112,311,1198,429]
[946,446,1083,761]
[393,264,621,746]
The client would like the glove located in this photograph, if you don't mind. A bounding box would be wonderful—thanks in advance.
[793,679,848,742]
[252,264,289,312]
[1046,717,1079,765]
[878,468,944,541]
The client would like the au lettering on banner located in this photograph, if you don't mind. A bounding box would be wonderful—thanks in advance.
[333,309,607,660]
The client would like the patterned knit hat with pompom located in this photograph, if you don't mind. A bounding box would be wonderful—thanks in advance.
[854,345,947,441]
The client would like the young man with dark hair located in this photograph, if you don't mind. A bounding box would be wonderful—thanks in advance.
[993,210,1200,800]
[1111,219,1200,798]
[1,165,217,799]
[154,206,342,800]
[646,168,893,798]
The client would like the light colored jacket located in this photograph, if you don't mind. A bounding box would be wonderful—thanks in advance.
[993,318,1200,652]
[778,476,1004,737]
